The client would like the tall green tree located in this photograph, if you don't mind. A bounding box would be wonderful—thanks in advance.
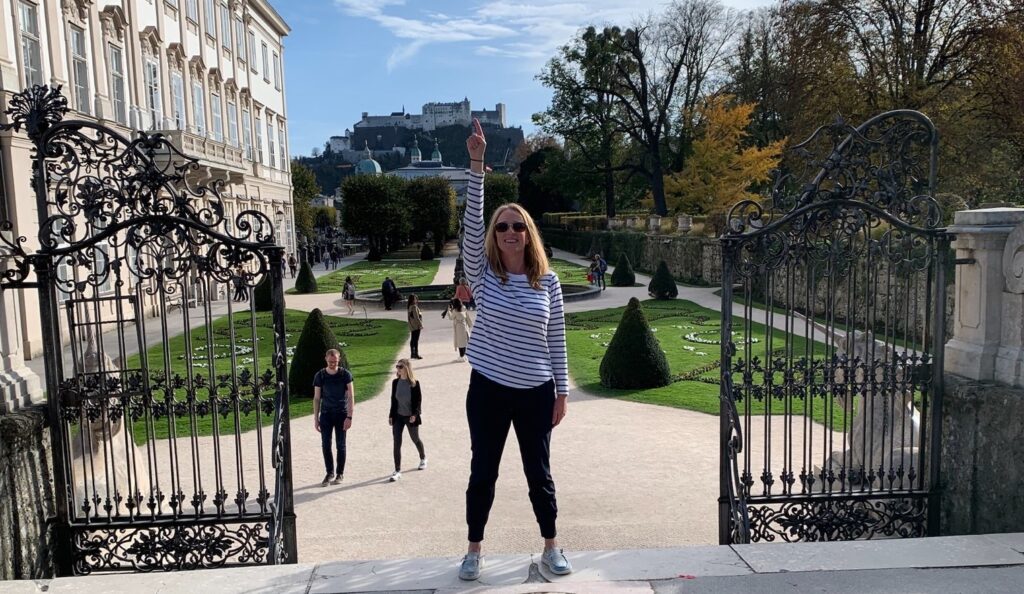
[290,161,319,240]
[483,174,519,225]
[340,175,409,259]
[536,26,625,217]
[406,176,456,253]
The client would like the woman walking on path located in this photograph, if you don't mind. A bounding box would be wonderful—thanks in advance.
[455,277,475,310]
[407,294,424,360]
[457,119,572,581]
[388,358,426,482]
[343,276,357,315]
[446,298,473,361]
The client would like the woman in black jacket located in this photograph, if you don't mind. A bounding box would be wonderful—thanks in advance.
[388,358,426,481]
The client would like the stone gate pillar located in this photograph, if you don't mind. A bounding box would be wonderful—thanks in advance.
[945,207,1024,384]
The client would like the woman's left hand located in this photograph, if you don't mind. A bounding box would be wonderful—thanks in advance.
[552,394,568,427]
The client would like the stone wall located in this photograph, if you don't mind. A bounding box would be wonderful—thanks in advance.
[0,407,55,579]
[940,374,1024,535]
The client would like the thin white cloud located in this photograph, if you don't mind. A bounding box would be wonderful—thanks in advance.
[333,0,765,68]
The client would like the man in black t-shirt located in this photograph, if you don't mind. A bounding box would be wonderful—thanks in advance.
[314,349,355,486]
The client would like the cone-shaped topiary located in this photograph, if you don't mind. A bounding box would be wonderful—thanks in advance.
[599,297,671,389]
[253,274,273,311]
[294,260,318,294]
[420,243,434,260]
[610,253,635,287]
[289,308,348,398]
[648,260,678,300]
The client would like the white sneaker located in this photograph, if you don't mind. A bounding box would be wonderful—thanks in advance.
[389,471,401,482]
[418,459,427,470]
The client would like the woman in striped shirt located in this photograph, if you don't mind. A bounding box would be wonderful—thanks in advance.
[458,119,572,581]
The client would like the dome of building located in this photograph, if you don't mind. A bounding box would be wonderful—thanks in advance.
[356,140,382,175]
[431,138,442,162]
[410,137,422,163]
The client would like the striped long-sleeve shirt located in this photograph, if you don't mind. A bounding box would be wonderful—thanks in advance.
[463,172,569,395]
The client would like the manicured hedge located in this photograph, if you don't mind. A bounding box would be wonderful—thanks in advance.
[599,297,671,389]
[289,308,348,398]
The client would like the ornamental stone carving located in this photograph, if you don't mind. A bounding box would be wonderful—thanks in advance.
[1003,222,1024,294]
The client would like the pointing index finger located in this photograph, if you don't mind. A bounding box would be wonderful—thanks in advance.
[472,118,484,137]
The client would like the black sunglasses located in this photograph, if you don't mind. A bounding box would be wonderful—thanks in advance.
[495,221,528,233]
[395,365,404,369]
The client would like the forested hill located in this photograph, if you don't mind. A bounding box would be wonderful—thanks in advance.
[296,124,524,195]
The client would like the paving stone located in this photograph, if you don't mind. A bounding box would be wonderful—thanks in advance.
[0,581,47,594]
[731,534,1024,573]
[981,532,1024,555]
[308,554,531,593]
[44,564,316,594]
[531,547,751,583]
[435,580,654,594]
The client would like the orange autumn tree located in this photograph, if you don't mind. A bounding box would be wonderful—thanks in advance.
[664,95,785,216]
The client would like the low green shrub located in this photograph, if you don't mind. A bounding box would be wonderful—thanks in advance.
[610,253,635,287]
[599,297,672,389]
[294,261,318,294]
[289,308,348,398]
[648,260,678,299]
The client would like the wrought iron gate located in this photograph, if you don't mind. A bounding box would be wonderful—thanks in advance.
[719,111,950,544]
[0,86,296,574]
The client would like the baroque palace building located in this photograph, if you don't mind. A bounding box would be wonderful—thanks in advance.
[0,0,293,376]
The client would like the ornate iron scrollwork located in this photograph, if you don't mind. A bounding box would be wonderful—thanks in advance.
[72,523,269,574]
[3,85,296,574]
[719,110,949,545]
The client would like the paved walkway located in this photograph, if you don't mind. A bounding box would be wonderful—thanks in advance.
[6,533,1024,592]
[282,247,731,562]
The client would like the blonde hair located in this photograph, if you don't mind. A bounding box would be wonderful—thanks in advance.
[396,358,418,387]
[484,203,549,289]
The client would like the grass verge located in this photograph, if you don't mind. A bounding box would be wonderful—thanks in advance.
[287,260,440,294]
[122,310,407,442]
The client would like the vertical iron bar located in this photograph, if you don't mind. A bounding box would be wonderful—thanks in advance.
[927,235,948,535]
[718,239,737,544]
[268,247,297,562]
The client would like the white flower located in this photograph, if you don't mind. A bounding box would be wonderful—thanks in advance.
[696,352,707,356]
[683,346,696,351]
[590,334,601,339]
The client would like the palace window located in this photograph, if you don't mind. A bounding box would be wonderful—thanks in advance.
[192,81,206,136]
[227,101,238,147]
[171,71,186,129]
[220,3,231,49]
[186,0,198,22]
[235,18,245,57]
[278,124,287,170]
[144,58,162,129]
[261,42,269,81]
[204,0,216,37]
[248,31,257,72]
[109,45,128,125]
[254,113,263,162]
[211,92,223,142]
[70,27,90,114]
[18,2,43,88]
[273,52,281,90]
[267,120,275,167]
[242,108,253,159]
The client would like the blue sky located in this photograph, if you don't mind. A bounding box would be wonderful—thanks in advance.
[277,0,774,158]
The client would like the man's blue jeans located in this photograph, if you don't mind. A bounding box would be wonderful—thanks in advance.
[320,408,348,476]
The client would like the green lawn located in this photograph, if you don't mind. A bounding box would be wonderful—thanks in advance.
[122,310,407,442]
[549,258,592,284]
[567,299,844,426]
[288,260,440,294]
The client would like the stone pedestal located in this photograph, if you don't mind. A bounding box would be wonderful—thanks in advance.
[945,207,1024,383]
[648,215,661,232]
[0,255,42,413]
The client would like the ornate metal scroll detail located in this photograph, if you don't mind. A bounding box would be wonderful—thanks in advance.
[747,497,927,543]
[726,110,942,238]
[0,84,68,140]
[72,523,269,574]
